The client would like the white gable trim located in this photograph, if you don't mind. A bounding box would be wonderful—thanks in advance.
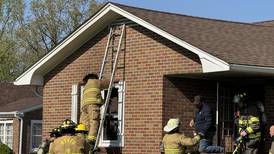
[14,4,115,85]
[109,4,230,73]
[14,3,230,85]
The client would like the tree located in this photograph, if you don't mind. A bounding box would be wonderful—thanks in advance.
[16,0,105,71]
[0,0,24,81]
[0,0,104,81]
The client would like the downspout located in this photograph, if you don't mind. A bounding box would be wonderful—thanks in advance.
[216,82,219,145]
[15,112,24,154]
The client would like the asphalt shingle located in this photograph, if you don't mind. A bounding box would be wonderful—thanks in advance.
[114,3,274,67]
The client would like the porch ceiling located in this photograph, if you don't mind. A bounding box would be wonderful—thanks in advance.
[168,70,274,81]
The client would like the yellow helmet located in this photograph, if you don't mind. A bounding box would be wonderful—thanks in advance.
[75,124,87,131]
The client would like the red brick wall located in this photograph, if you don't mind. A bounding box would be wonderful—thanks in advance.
[43,23,202,153]
[10,109,42,154]
[13,118,20,154]
[163,77,217,136]
[22,109,43,154]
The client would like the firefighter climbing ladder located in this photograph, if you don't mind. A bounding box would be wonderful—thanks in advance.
[93,23,126,152]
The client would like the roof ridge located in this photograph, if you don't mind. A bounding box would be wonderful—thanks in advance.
[253,20,274,24]
[110,2,274,28]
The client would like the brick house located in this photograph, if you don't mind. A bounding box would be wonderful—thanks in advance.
[0,83,42,154]
[14,2,274,153]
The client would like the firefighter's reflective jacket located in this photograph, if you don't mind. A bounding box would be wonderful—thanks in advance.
[238,115,261,140]
[162,133,200,154]
[81,79,109,107]
[48,135,87,154]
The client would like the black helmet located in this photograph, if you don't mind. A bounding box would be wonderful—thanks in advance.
[60,119,76,135]
[233,92,247,104]
[49,127,62,138]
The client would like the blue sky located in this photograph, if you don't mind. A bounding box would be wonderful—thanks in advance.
[109,0,274,23]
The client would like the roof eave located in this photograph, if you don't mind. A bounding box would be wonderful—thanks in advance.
[0,104,42,118]
[230,64,274,76]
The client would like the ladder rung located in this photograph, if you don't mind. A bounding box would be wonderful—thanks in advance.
[117,66,125,69]
[112,48,125,51]
[108,45,116,48]
[112,33,121,37]
[104,59,115,63]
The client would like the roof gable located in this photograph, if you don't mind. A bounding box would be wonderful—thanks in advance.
[14,3,274,85]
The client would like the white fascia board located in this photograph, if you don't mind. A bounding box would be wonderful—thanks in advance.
[109,4,230,73]
[0,111,23,118]
[14,4,114,86]
[230,64,274,75]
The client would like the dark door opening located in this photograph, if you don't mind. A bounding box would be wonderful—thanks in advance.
[218,81,265,152]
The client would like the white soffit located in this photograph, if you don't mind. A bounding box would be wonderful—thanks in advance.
[15,3,231,85]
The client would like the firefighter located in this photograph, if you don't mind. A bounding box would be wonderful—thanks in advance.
[161,118,201,154]
[75,123,91,154]
[270,125,274,154]
[48,119,88,154]
[79,73,109,147]
[234,93,261,154]
[37,127,62,154]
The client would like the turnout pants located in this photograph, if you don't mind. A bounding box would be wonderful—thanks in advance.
[242,140,259,154]
[80,104,101,141]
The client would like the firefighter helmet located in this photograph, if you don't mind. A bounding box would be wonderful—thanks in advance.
[50,127,62,138]
[75,123,88,132]
[164,118,180,133]
[61,119,76,129]
[233,92,247,104]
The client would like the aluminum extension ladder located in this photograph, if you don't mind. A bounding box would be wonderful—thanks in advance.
[93,23,126,152]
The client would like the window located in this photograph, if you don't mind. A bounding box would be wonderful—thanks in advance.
[71,84,79,123]
[30,120,42,152]
[0,120,13,149]
[77,80,125,147]
[99,80,125,147]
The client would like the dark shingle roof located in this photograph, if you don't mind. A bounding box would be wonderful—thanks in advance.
[0,97,42,112]
[114,3,274,67]
[254,20,274,27]
[0,83,42,112]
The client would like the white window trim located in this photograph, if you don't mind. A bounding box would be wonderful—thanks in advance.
[71,84,79,123]
[30,120,42,152]
[99,80,125,147]
[0,120,13,149]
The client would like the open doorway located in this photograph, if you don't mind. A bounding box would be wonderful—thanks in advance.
[218,81,265,152]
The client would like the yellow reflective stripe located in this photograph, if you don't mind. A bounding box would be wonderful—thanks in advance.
[165,148,182,152]
[246,127,254,134]
[249,132,261,139]
[83,88,100,95]
[87,135,96,141]
[239,120,247,125]
[81,98,102,105]
[248,117,260,124]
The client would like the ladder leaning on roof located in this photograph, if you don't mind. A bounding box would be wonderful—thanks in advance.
[93,23,126,152]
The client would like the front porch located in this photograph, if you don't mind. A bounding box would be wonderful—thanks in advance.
[163,71,274,153]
